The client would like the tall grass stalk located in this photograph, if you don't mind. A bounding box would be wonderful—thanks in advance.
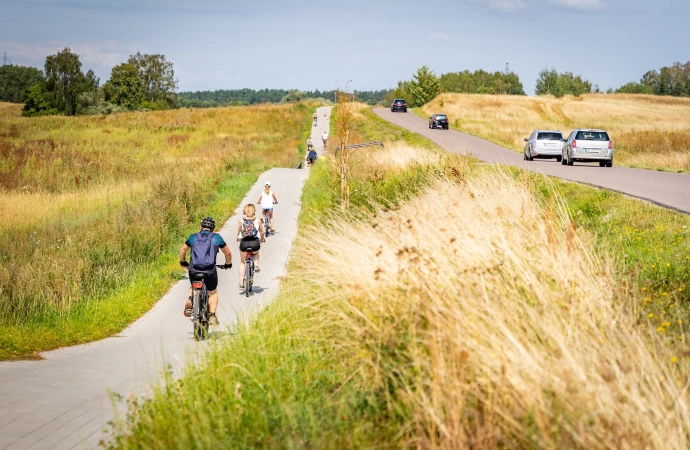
[294,167,690,448]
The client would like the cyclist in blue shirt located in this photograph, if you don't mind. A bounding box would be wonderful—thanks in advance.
[179,217,232,325]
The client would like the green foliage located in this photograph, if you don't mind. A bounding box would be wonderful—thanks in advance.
[43,47,97,115]
[615,82,654,94]
[281,89,306,103]
[535,68,592,97]
[0,65,44,103]
[21,84,58,117]
[178,88,390,108]
[439,69,525,95]
[103,63,146,109]
[407,65,441,107]
[127,52,177,107]
[616,61,690,97]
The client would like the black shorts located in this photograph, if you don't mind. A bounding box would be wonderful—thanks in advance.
[188,270,218,291]
[239,237,260,253]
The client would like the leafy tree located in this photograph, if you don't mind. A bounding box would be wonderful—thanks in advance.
[281,90,306,103]
[102,63,145,110]
[21,84,58,117]
[0,65,44,103]
[614,61,690,97]
[439,70,525,95]
[535,68,591,97]
[44,47,96,115]
[615,82,653,94]
[127,52,177,107]
[407,65,441,106]
[535,68,561,96]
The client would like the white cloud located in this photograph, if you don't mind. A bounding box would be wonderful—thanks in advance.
[429,32,451,41]
[549,0,605,10]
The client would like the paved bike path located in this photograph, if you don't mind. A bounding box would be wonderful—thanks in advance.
[374,108,690,214]
[0,167,310,449]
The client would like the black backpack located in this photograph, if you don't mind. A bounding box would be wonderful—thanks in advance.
[190,232,217,273]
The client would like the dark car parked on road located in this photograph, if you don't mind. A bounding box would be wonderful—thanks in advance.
[391,99,407,112]
[429,113,448,130]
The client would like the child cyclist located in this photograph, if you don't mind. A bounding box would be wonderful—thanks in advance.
[237,204,264,289]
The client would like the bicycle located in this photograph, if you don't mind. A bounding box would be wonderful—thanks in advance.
[241,241,260,297]
[189,265,227,341]
[262,208,271,238]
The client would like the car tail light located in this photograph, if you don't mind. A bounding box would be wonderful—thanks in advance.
[572,140,577,148]
[608,141,613,149]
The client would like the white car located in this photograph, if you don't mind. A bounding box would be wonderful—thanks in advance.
[523,130,564,162]
[562,129,613,167]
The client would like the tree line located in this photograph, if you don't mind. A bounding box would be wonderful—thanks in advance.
[178,88,391,108]
[615,61,690,96]
[1,48,177,116]
[384,66,526,107]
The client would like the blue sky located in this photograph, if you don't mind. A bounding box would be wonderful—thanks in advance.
[1,0,688,94]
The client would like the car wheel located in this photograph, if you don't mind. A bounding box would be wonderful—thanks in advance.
[404,108,407,113]
[567,152,573,166]
[556,156,562,163]
[599,161,606,167]
[561,153,567,165]
[524,152,527,161]
[606,160,613,167]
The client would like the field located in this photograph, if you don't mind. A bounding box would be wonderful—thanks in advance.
[420,93,690,172]
[112,106,690,448]
[0,101,312,359]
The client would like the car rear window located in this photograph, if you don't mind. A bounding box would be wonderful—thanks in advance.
[436,114,447,119]
[394,99,406,103]
[537,132,562,140]
[575,130,609,141]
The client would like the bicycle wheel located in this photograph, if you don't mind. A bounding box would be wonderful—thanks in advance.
[245,261,251,297]
[192,289,203,341]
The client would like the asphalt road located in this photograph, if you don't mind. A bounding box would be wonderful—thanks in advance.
[374,108,690,214]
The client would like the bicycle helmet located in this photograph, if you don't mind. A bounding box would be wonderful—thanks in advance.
[200,216,216,230]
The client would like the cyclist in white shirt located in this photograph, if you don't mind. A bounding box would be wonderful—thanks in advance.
[322,131,328,149]
[257,181,278,232]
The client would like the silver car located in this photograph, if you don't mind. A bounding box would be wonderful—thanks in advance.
[523,130,564,162]
[561,129,613,167]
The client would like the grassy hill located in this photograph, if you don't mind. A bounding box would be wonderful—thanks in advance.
[421,93,690,173]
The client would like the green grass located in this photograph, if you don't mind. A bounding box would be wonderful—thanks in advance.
[534,177,690,341]
[0,173,257,359]
[111,105,690,448]
[0,103,315,360]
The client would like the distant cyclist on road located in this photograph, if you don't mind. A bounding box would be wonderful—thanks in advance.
[322,131,328,149]
[257,181,278,232]
[237,204,264,289]
[307,148,318,166]
[179,217,231,325]
[307,137,314,151]
[313,111,318,126]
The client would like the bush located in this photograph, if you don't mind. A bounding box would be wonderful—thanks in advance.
[21,84,59,117]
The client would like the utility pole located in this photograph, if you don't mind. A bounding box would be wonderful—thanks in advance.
[505,62,510,74]
[2,52,9,66]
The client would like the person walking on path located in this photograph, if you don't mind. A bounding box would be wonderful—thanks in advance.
[237,204,264,288]
[322,131,328,149]
[257,181,278,232]
[179,216,232,325]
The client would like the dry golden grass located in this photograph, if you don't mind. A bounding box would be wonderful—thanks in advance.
[296,158,690,448]
[422,94,690,172]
